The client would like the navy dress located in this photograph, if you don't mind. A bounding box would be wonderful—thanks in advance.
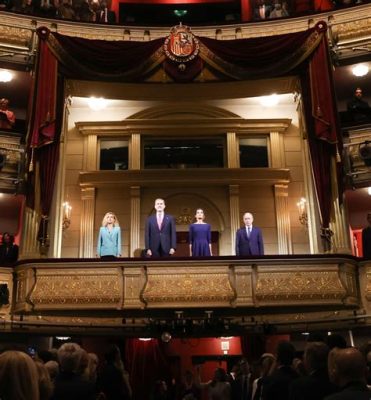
[189,223,211,256]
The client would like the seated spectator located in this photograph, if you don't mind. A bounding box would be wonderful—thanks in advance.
[0,0,13,10]
[56,0,76,20]
[325,347,371,399]
[96,0,116,23]
[0,350,40,400]
[253,0,272,20]
[0,232,19,266]
[347,87,371,123]
[0,98,15,130]
[269,0,289,18]
[79,0,96,22]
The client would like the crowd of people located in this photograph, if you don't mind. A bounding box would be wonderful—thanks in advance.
[0,342,132,400]
[1,335,371,400]
[0,0,116,23]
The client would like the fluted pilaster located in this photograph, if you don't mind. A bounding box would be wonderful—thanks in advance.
[130,133,141,170]
[79,187,96,257]
[227,132,238,168]
[274,184,292,254]
[229,185,240,255]
[130,186,141,256]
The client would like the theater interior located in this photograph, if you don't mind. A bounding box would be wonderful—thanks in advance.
[0,0,371,397]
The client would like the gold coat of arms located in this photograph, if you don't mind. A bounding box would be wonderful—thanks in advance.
[164,24,199,63]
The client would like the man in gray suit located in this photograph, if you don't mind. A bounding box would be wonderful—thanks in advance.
[236,212,264,256]
[145,198,176,257]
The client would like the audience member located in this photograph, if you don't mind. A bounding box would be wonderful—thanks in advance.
[327,334,347,350]
[56,0,76,19]
[269,0,289,17]
[253,0,272,20]
[178,370,201,400]
[96,0,116,23]
[290,342,336,400]
[251,353,275,400]
[96,211,121,258]
[325,347,371,399]
[261,340,298,400]
[0,350,40,400]
[35,360,54,400]
[52,342,96,400]
[362,212,371,259]
[347,87,371,123]
[98,344,132,400]
[0,98,15,130]
[45,360,60,383]
[0,232,19,265]
[196,366,231,400]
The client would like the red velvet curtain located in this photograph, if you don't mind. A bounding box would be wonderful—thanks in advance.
[36,22,340,232]
[125,338,172,400]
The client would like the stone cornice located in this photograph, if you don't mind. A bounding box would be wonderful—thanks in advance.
[79,168,291,188]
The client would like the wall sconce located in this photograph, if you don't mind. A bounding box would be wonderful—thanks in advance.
[297,197,308,227]
[62,202,72,230]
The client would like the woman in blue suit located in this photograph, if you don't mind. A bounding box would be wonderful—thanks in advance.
[96,212,121,258]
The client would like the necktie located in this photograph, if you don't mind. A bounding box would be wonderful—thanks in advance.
[247,227,251,238]
[157,214,163,229]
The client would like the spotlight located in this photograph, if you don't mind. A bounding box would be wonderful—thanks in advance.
[161,331,172,343]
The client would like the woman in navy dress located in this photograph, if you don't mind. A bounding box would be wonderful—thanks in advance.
[96,212,121,259]
[189,208,212,257]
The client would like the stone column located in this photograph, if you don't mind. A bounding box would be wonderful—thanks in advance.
[130,186,141,256]
[79,187,95,257]
[274,184,292,254]
[226,132,239,168]
[229,185,240,255]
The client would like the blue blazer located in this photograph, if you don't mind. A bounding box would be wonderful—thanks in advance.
[236,226,264,256]
[97,226,121,257]
[145,214,176,256]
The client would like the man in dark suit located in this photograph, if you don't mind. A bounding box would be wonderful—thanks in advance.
[236,212,264,256]
[145,198,176,257]
[262,341,298,400]
[290,341,336,400]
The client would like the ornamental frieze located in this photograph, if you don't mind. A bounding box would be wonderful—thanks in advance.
[142,267,234,306]
[30,268,122,308]
[255,270,346,302]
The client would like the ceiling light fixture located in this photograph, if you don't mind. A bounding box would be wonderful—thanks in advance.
[352,64,369,77]
[0,70,14,82]
[87,97,108,111]
[259,94,279,107]
[368,187,371,196]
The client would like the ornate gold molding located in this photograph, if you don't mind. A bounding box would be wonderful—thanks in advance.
[142,266,234,306]
[255,267,348,303]
[30,267,122,309]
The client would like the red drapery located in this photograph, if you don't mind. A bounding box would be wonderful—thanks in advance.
[125,338,172,400]
[34,22,340,231]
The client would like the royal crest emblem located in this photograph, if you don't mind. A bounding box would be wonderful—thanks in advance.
[164,23,199,63]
